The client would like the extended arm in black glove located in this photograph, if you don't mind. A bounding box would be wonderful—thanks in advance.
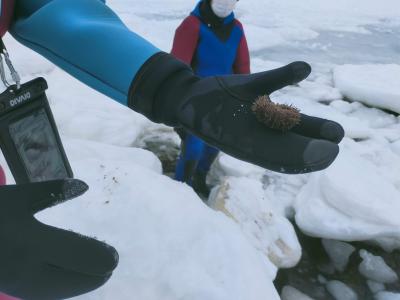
[0,179,118,300]
[129,53,344,174]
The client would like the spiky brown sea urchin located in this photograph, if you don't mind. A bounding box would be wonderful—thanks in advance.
[251,95,301,132]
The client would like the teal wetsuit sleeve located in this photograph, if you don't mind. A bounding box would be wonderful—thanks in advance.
[10,0,160,105]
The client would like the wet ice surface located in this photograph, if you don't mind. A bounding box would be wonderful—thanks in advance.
[368,281,386,294]
[252,25,400,65]
[376,291,400,300]
[274,229,400,300]
[322,240,356,272]
[326,280,358,300]
[281,286,316,300]
[359,250,399,284]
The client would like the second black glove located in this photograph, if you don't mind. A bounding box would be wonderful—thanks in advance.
[0,179,118,299]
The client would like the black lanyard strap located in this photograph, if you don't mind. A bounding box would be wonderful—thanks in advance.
[0,38,21,89]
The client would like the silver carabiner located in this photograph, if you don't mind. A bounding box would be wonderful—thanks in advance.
[3,48,21,89]
[0,54,11,87]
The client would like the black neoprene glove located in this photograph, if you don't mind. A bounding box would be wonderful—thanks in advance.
[129,53,344,174]
[0,179,118,299]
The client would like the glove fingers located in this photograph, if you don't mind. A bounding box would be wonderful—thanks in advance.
[292,114,345,144]
[181,98,338,173]
[0,179,86,213]
[12,265,111,300]
[225,129,339,174]
[39,223,118,277]
[8,224,119,299]
[41,265,111,300]
[194,126,339,173]
[217,61,311,101]
[25,179,88,213]
[0,192,117,299]
[261,61,311,94]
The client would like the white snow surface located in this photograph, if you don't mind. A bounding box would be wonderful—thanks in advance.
[1,0,400,298]
[334,64,400,114]
[41,139,279,300]
[295,139,400,250]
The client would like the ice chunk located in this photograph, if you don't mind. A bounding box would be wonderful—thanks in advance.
[295,139,400,250]
[326,280,358,300]
[208,154,265,185]
[375,291,400,300]
[318,275,328,284]
[358,250,398,283]
[366,280,385,294]
[208,177,301,268]
[281,286,315,300]
[322,239,355,272]
[334,64,400,114]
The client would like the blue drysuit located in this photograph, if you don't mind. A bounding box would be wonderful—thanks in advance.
[11,0,159,104]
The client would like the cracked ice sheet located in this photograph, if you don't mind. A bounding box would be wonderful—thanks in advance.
[334,64,400,114]
[107,0,400,55]
[294,138,400,251]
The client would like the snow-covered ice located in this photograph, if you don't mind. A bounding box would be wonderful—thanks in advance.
[208,176,301,268]
[295,139,400,250]
[40,138,280,300]
[207,154,265,189]
[334,64,400,114]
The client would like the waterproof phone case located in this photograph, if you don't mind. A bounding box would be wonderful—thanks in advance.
[0,77,73,183]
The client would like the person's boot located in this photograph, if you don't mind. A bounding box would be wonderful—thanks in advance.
[192,171,210,199]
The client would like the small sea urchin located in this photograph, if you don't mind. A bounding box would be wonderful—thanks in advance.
[251,95,301,132]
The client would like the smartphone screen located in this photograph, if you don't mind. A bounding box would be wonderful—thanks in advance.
[9,108,69,182]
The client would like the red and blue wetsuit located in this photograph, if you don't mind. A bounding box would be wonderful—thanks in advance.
[0,0,13,37]
[172,0,250,189]
[0,0,14,186]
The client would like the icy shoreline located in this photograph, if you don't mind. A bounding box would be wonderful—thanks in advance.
[1,0,400,298]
